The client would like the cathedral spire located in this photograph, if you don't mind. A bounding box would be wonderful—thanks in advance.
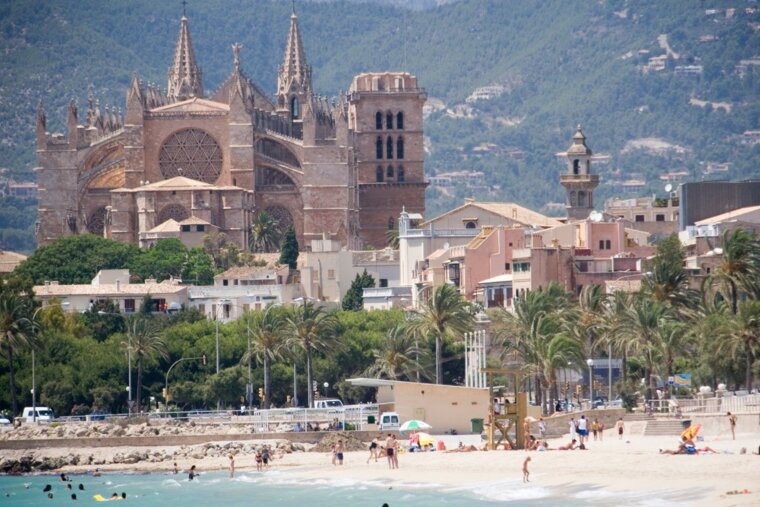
[167,15,203,101]
[278,8,312,108]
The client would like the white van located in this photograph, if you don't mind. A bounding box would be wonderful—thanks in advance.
[21,406,54,423]
[314,399,344,409]
[378,411,400,431]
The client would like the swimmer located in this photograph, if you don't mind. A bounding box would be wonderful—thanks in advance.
[78,484,84,491]
[91,468,101,477]
[173,462,178,474]
[188,464,197,481]
[48,492,53,499]
[43,484,52,492]
[229,454,235,478]
[71,493,77,501]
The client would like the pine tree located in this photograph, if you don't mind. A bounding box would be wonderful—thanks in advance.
[278,226,299,269]
[342,270,376,310]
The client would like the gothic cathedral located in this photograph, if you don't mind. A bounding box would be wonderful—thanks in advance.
[35,11,427,251]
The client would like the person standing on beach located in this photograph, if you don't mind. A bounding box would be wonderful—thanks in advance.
[522,456,531,482]
[229,454,235,478]
[598,420,605,441]
[385,434,398,469]
[616,418,624,440]
[569,417,577,440]
[728,412,737,440]
[538,418,546,439]
[577,415,588,444]
[367,435,380,463]
[333,440,345,466]
[592,418,599,441]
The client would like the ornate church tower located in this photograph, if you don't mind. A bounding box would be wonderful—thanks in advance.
[560,125,599,220]
[276,7,312,135]
[167,16,204,101]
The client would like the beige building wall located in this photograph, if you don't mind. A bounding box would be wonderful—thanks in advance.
[376,381,490,435]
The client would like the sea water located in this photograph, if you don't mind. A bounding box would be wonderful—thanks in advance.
[0,471,699,506]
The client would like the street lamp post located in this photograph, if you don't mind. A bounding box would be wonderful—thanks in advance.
[165,355,205,404]
[588,359,594,406]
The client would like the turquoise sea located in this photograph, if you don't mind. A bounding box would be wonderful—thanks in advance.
[0,471,698,506]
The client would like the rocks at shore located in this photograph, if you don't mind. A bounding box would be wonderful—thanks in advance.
[0,420,263,441]
[0,439,307,474]
[310,431,367,452]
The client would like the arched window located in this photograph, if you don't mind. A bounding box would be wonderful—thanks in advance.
[397,166,405,182]
[387,217,395,230]
[387,165,394,179]
[290,97,300,118]
[376,137,383,159]
[386,111,393,129]
[396,137,404,159]
[465,221,477,229]
[396,112,404,129]
[573,159,579,175]
[386,136,393,159]
[376,166,384,182]
[375,111,383,130]
[578,190,587,207]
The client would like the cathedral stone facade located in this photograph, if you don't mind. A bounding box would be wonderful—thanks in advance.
[35,12,427,251]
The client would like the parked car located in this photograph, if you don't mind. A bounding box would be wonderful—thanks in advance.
[21,406,54,423]
[314,399,344,409]
[0,416,11,426]
[378,411,400,431]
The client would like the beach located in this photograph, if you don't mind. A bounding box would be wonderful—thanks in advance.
[2,420,758,506]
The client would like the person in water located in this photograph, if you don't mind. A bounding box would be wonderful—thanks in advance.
[188,465,197,481]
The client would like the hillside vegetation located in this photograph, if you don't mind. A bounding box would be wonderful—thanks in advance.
[0,0,758,248]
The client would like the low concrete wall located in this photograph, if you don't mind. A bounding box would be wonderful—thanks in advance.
[0,430,390,451]
[527,409,626,438]
[676,413,760,438]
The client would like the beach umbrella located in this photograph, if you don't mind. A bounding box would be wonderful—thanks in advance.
[681,423,701,440]
[399,419,432,432]
[416,432,434,446]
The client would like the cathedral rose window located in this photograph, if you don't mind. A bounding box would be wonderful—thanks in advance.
[159,128,223,183]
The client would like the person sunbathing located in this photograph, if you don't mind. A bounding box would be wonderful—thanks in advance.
[558,439,577,450]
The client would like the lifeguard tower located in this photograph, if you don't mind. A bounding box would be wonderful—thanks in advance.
[482,367,530,450]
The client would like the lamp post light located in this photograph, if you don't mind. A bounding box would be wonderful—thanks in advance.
[586,358,594,409]
[323,382,329,397]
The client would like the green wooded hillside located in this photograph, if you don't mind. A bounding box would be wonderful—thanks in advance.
[0,0,758,247]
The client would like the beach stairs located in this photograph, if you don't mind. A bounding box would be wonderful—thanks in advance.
[643,419,687,436]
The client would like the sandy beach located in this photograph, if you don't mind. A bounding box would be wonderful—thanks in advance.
[4,421,758,506]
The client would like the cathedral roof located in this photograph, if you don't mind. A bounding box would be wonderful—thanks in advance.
[278,10,312,96]
[167,16,204,101]
[150,97,229,113]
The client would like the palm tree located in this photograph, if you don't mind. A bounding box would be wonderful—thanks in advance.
[284,301,338,407]
[612,296,669,401]
[655,320,692,398]
[0,294,38,414]
[248,211,281,253]
[364,325,427,380]
[709,227,760,314]
[491,284,571,411]
[406,283,474,384]
[643,259,698,311]
[124,316,168,413]
[718,299,760,390]
[240,306,286,408]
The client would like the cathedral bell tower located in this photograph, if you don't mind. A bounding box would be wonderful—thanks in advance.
[560,125,599,220]
[276,7,312,137]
